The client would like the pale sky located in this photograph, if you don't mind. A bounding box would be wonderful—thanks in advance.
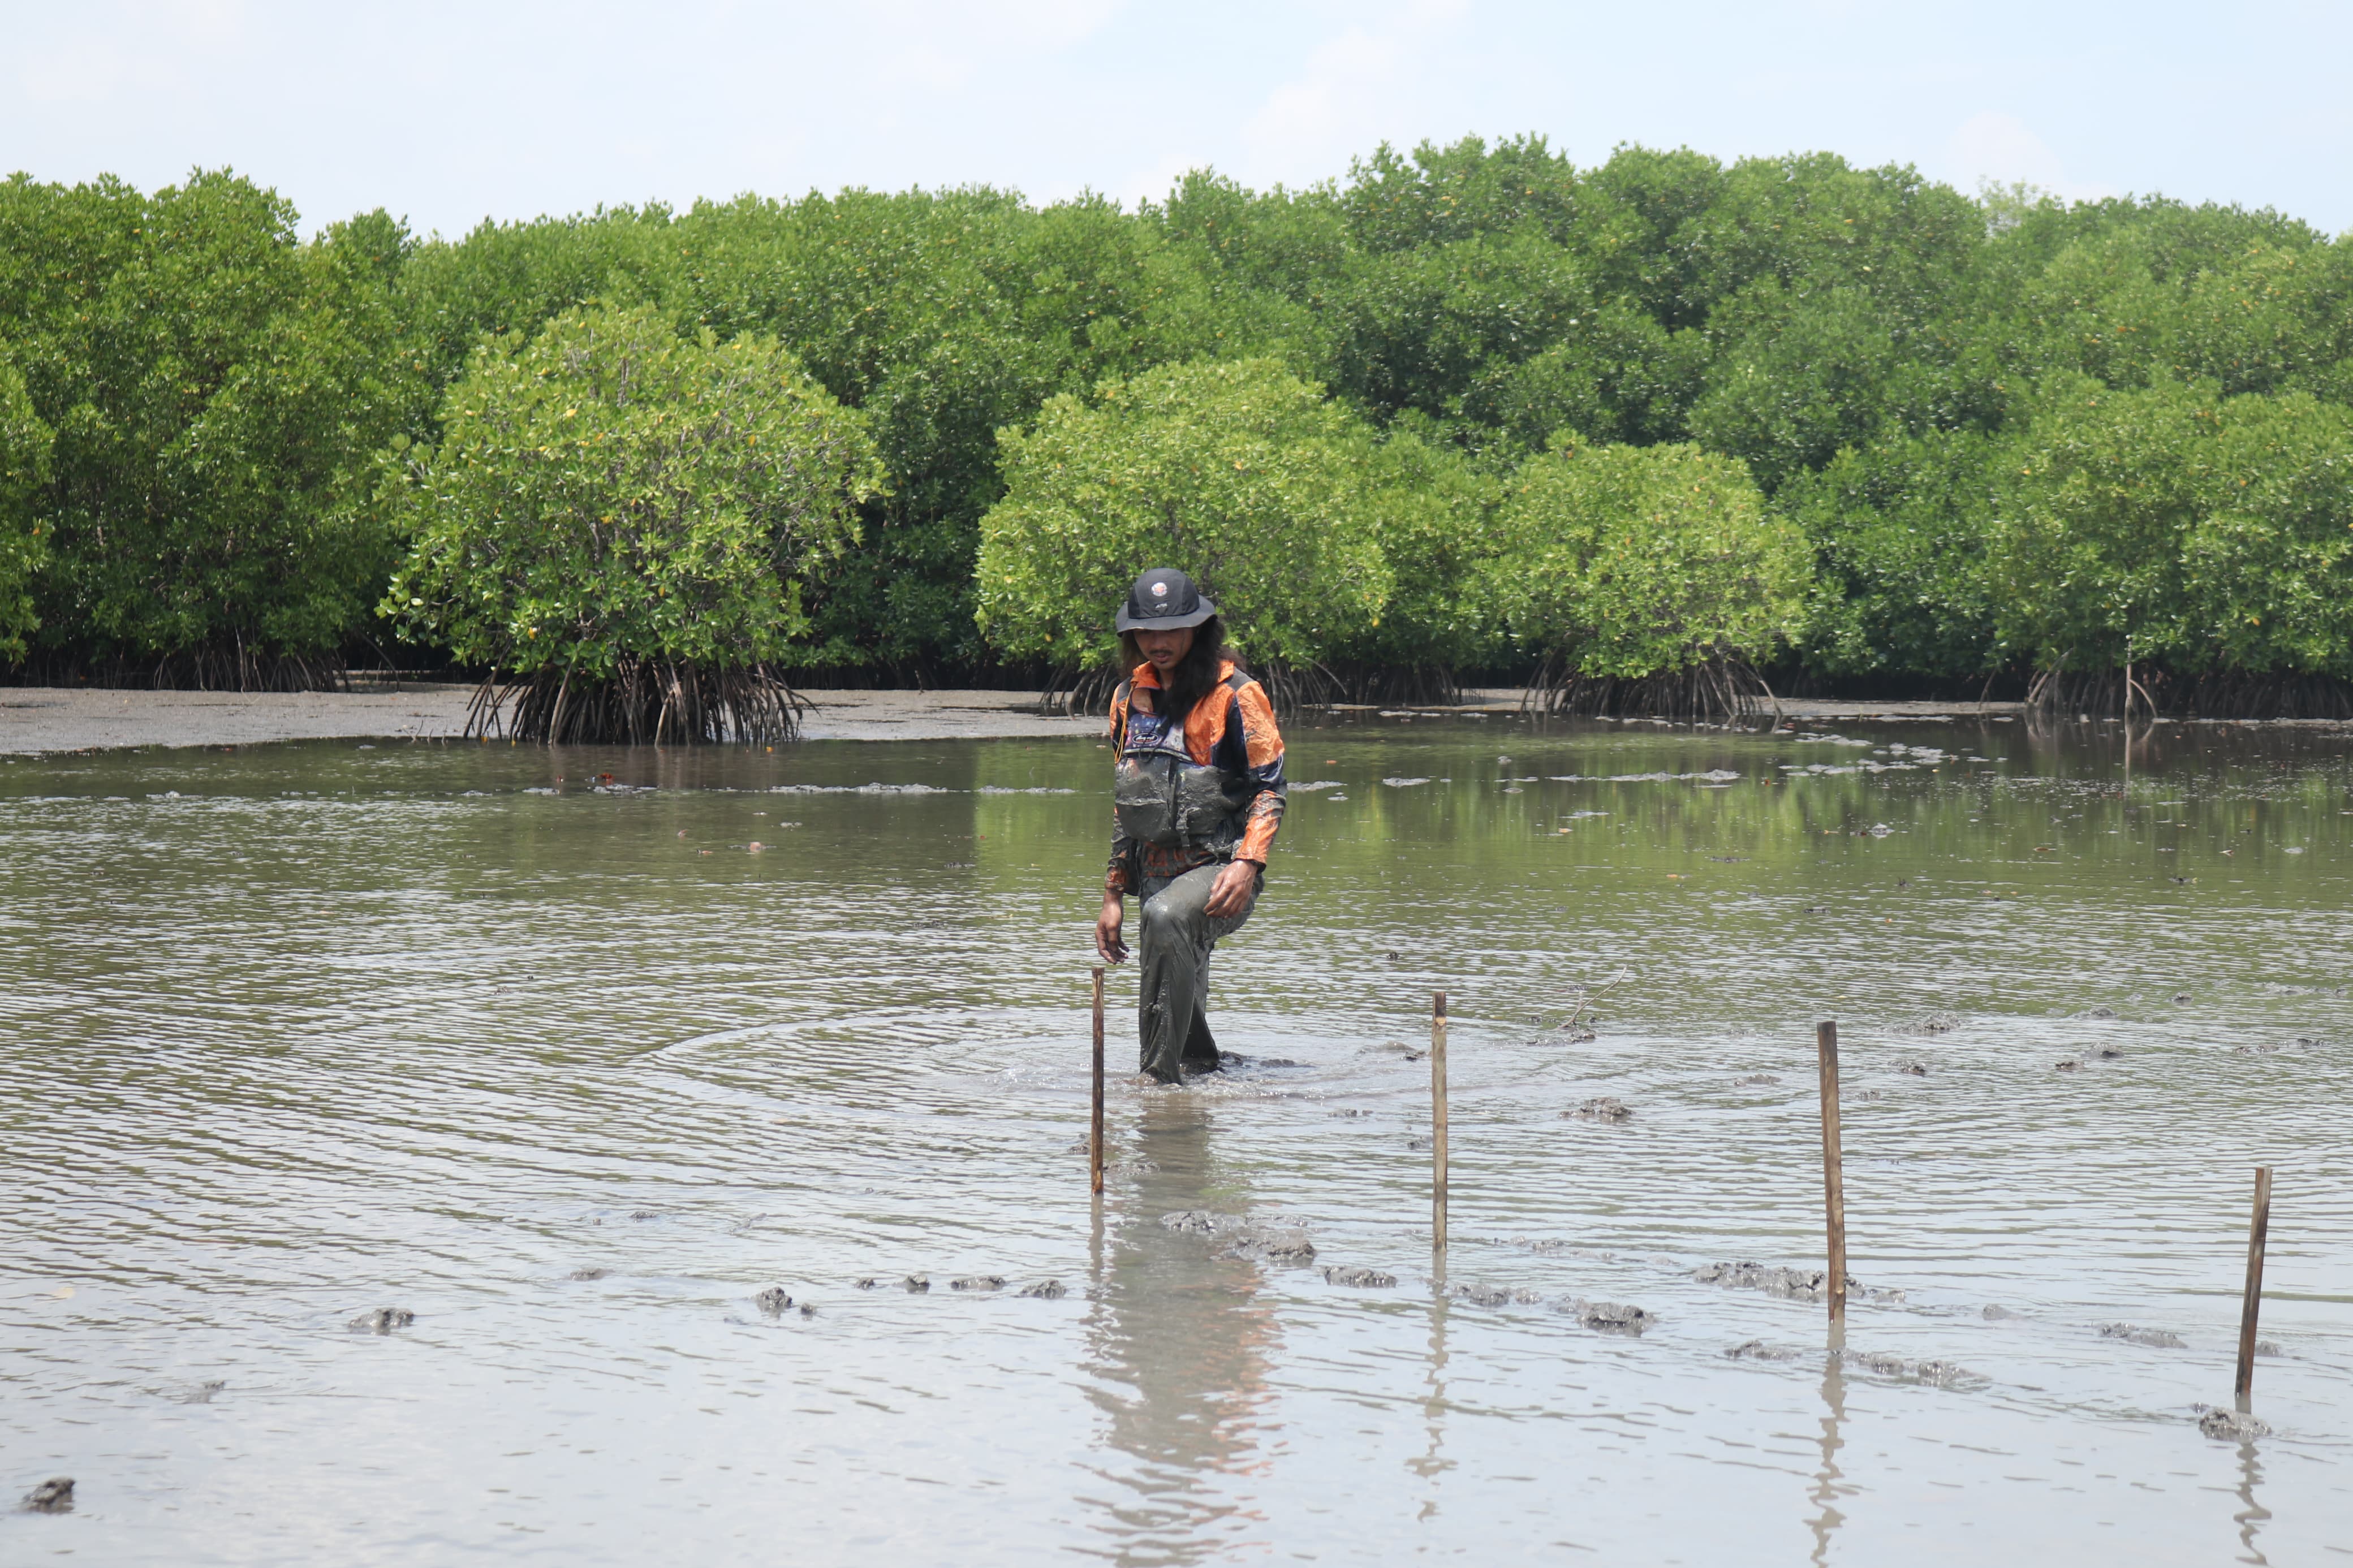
[6,0,2350,239]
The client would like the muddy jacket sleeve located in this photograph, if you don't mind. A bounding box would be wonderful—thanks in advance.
[1232,679,1286,865]
[1105,684,1139,896]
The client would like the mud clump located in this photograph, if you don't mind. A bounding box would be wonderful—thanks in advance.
[568,1268,611,1281]
[1452,1282,1541,1307]
[1566,1097,1632,1123]
[2053,1047,2119,1072]
[755,1286,793,1315]
[1725,1340,1802,1362]
[1559,1298,1656,1334]
[950,1276,1006,1292]
[1016,1280,1067,1299]
[1161,1210,1317,1266]
[1219,1226,1316,1265]
[1836,1349,1977,1388]
[22,1478,74,1514]
[854,1277,881,1290]
[2076,1006,2120,1020]
[1983,1304,2016,1320]
[2100,1322,2186,1349]
[1693,1262,1848,1302]
[1322,1265,1395,1288]
[2197,1407,2270,1440]
[348,1307,414,1334]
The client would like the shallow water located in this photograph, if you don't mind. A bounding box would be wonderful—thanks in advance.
[2,715,2349,1565]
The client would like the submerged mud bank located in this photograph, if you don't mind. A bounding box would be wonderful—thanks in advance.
[5,720,2348,1563]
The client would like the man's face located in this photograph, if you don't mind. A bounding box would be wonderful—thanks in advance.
[1134,625,1194,673]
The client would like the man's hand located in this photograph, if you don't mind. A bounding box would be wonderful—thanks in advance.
[1095,894,1130,964]
[1204,858,1260,918]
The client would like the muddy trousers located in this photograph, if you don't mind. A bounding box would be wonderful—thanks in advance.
[1135,862,1259,1084]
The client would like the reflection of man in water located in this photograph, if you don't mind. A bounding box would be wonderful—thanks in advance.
[1084,1095,1280,1552]
[1092,568,1288,1083]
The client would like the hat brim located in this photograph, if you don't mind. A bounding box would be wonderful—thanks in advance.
[1115,597,1218,633]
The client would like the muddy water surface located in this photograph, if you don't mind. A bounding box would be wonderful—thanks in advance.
[3,716,2349,1564]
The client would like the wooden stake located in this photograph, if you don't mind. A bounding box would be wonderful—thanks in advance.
[2235,1166,2272,1401]
[1090,966,1106,1197]
[1432,991,1449,1252]
[1817,1020,1848,1323]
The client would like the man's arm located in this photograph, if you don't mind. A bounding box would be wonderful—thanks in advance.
[1232,676,1287,864]
[1206,679,1285,917]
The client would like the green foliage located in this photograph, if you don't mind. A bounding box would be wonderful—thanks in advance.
[0,347,53,658]
[1989,377,2353,676]
[1678,153,1985,329]
[382,305,880,677]
[2173,392,2353,673]
[1779,429,2006,678]
[975,358,1395,670]
[392,185,1287,676]
[1459,299,1701,450]
[1341,135,1585,255]
[4,143,2351,697]
[0,168,415,675]
[1488,438,1807,677]
[1688,283,2005,493]
[1329,414,1506,673]
[395,205,688,397]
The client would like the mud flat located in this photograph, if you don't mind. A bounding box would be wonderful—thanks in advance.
[0,685,1107,753]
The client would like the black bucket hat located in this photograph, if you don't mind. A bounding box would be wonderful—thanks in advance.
[1115,567,1218,632]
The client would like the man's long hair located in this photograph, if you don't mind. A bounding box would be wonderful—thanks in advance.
[1119,615,1233,723]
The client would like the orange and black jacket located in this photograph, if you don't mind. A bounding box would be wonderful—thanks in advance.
[1105,659,1286,896]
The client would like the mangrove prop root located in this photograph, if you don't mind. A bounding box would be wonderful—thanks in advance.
[2026,667,2353,720]
[10,643,348,693]
[1539,658,1775,723]
[466,659,810,745]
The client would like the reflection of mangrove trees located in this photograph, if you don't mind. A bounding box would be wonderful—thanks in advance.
[5,145,2352,712]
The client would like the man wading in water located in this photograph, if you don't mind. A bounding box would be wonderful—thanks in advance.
[1093,569,1287,1083]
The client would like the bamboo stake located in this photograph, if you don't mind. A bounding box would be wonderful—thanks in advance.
[2235,1167,2272,1402]
[1817,1020,1848,1324]
[1089,966,1106,1198]
[1432,991,1449,1252]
